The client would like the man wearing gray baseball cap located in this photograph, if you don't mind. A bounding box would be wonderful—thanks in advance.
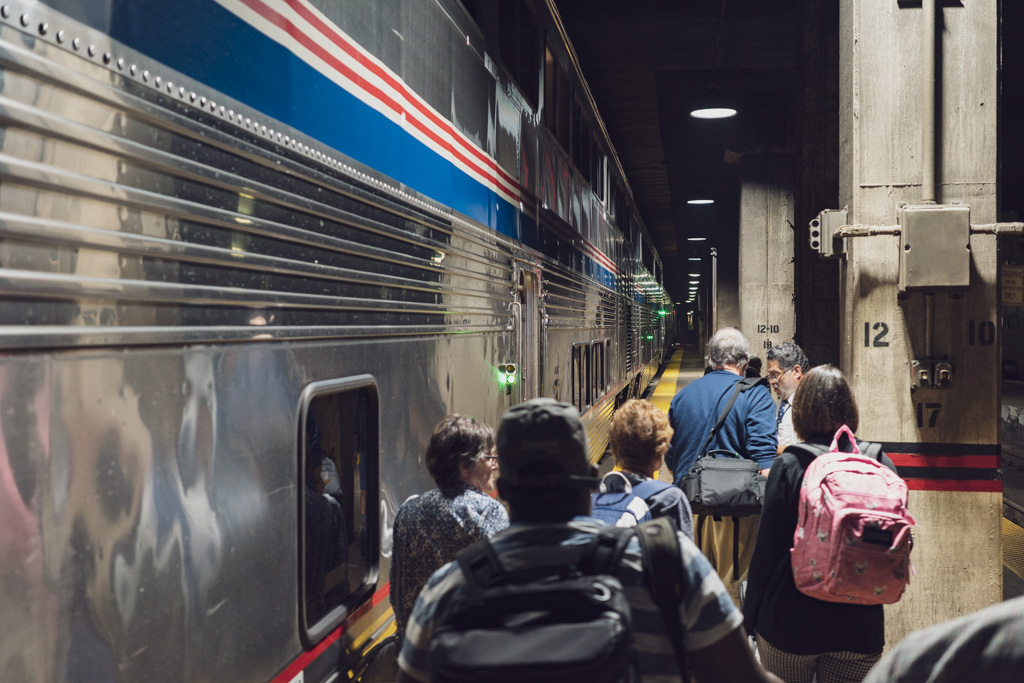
[397,399,777,683]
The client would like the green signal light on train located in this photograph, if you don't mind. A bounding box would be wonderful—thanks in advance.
[658,309,667,316]
[500,363,518,386]
[646,334,654,340]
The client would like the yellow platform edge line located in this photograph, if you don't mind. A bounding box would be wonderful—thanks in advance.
[650,350,683,414]
[1002,517,1024,581]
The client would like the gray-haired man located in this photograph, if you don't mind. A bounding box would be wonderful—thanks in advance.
[666,328,777,602]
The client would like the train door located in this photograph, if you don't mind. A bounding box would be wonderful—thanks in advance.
[518,270,542,400]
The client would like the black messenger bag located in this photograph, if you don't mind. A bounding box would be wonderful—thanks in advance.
[680,377,767,518]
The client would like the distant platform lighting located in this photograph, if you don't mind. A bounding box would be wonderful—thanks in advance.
[689,273,700,277]
[687,198,714,205]
[688,257,701,261]
[687,237,707,241]
[690,86,737,119]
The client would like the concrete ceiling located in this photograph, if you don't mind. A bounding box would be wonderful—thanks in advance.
[554,0,801,303]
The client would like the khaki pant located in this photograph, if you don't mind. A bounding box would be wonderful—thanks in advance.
[696,513,760,605]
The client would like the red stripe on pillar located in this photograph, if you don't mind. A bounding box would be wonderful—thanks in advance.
[887,453,1001,469]
[904,479,1003,492]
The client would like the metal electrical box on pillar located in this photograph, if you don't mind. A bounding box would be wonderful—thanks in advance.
[898,204,971,292]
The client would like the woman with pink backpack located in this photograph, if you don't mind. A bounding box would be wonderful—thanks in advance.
[742,365,908,683]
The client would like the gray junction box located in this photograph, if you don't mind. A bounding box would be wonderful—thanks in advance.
[898,204,971,292]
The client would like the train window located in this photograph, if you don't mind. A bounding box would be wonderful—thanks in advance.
[463,1,539,110]
[591,137,605,201]
[300,378,379,644]
[572,343,594,412]
[572,95,592,183]
[571,344,584,412]
[544,40,570,151]
[593,340,606,397]
[499,0,539,109]
[584,343,592,408]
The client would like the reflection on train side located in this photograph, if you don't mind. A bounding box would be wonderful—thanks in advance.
[302,384,378,634]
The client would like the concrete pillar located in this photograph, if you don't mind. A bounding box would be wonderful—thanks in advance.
[738,154,795,358]
[839,1,1000,642]
[716,280,740,332]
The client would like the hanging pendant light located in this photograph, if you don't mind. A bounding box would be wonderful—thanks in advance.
[690,86,736,119]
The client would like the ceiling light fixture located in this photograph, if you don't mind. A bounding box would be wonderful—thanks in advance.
[691,1,737,120]
[689,273,700,277]
[690,86,737,119]
[688,258,701,261]
[687,198,715,205]
[687,237,707,241]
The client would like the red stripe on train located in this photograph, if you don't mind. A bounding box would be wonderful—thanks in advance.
[282,0,522,193]
[271,583,391,683]
[242,0,521,201]
[239,0,518,205]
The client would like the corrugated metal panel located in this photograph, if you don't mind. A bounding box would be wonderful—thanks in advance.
[0,33,512,349]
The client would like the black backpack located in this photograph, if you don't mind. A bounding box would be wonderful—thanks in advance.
[427,518,686,683]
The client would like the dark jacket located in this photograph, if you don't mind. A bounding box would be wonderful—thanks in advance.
[742,438,898,655]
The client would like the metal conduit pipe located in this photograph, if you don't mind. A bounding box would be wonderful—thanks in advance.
[711,247,719,335]
[924,292,935,359]
[922,0,937,203]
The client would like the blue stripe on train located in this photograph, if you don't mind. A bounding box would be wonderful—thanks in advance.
[45,0,615,287]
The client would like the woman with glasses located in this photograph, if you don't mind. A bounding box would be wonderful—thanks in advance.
[390,415,509,645]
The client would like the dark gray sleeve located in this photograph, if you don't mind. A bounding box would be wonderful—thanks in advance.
[863,597,1024,683]
[646,486,694,541]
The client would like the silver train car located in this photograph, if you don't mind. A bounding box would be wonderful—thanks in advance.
[0,0,672,680]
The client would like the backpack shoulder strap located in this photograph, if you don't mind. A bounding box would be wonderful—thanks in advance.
[582,526,635,575]
[784,442,828,457]
[859,441,884,462]
[455,538,505,590]
[636,518,688,676]
[697,379,748,455]
[783,442,827,467]
[630,478,672,500]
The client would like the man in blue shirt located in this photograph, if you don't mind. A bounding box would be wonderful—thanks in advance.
[666,327,777,602]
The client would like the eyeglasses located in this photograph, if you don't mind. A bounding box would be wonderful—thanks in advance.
[767,369,790,382]
[482,455,499,463]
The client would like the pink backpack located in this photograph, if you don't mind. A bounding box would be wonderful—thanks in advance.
[789,425,916,605]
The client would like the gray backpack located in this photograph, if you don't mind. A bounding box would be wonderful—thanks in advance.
[428,519,687,683]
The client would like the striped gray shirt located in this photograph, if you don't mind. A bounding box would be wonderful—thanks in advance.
[398,517,743,682]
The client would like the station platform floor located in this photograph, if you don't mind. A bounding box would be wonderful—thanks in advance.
[638,344,1024,601]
